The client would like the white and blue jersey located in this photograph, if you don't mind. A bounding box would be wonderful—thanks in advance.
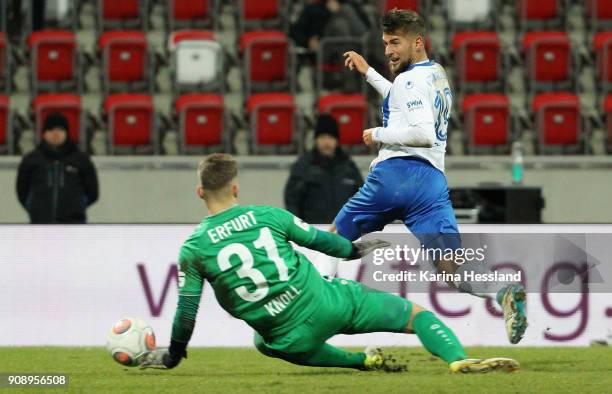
[367,60,451,172]
[334,60,459,249]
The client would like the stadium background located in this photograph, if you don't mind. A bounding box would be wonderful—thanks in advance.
[1,0,612,376]
[0,0,611,224]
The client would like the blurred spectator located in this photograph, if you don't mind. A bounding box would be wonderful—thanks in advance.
[6,0,45,43]
[291,0,371,91]
[32,0,46,31]
[284,114,363,224]
[290,0,370,53]
[16,112,99,224]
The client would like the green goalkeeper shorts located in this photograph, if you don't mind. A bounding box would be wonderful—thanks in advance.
[254,277,413,356]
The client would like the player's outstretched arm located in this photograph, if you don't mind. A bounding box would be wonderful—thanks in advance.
[140,293,200,370]
[344,51,391,97]
[301,226,389,260]
[141,249,204,370]
[288,216,353,258]
[278,208,388,259]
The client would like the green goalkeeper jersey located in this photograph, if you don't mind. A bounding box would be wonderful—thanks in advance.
[172,204,354,344]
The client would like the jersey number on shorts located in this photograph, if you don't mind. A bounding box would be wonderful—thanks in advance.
[216,227,289,302]
[434,87,451,141]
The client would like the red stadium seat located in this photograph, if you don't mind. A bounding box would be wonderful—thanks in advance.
[452,31,500,89]
[27,30,78,94]
[532,92,580,152]
[242,0,280,20]
[318,94,368,146]
[424,34,431,54]
[171,30,216,44]
[175,94,225,151]
[170,30,215,43]
[99,31,149,94]
[169,0,213,30]
[606,94,612,112]
[517,0,558,20]
[517,0,562,32]
[0,33,8,93]
[462,94,510,152]
[168,0,212,21]
[98,0,144,30]
[0,95,10,153]
[32,94,82,145]
[605,94,612,149]
[594,32,612,88]
[104,94,156,153]
[102,0,139,19]
[523,31,571,89]
[240,30,290,96]
[246,93,296,153]
[238,0,283,33]
[383,0,420,12]
[240,31,287,82]
[171,0,208,20]
[587,0,612,30]
[169,30,223,94]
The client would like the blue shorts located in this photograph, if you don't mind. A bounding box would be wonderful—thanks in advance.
[334,156,460,250]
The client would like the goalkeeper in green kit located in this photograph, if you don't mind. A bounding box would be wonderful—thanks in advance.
[142,154,519,373]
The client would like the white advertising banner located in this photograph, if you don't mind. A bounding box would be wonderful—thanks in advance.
[0,225,611,347]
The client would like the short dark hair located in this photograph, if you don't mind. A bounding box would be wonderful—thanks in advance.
[382,8,426,38]
[198,153,238,192]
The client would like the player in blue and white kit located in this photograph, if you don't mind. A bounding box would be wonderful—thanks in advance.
[337,9,527,344]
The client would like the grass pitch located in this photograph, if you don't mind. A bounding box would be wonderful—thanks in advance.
[1,347,610,393]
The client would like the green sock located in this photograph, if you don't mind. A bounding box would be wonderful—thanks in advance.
[412,311,467,364]
[284,343,366,369]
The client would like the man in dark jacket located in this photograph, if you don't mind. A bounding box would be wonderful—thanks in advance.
[16,112,99,224]
[284,114,363,224]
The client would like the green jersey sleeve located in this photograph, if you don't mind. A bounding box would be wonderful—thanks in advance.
[171,246,204,345]
[177,246,204,296]
[272,207,353,258]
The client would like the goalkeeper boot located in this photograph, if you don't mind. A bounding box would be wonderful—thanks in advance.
[450,358,519,374]
[497,284,528,344]
[362,346,407,372]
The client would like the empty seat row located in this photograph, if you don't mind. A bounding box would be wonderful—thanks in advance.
[0,92,370,155]
[94,0,612,32]
[462,92,608,154]
[401,0,612,31]
[3,30,152,96]
[7,28,611,100]
[3,29,297,98]
[0,93,156,154]
[453,30,612,94]
[2,91,612,155]
[98,0,283,33]
[5,0,612,38]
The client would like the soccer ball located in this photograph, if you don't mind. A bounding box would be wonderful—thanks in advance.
[106,317,156,367]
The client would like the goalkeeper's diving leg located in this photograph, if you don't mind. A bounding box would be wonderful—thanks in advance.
[253,279,519,373]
